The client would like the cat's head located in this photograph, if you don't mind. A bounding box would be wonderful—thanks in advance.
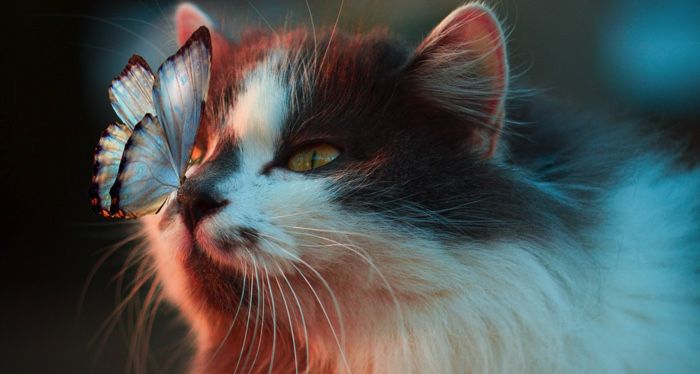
[145,1,517,338]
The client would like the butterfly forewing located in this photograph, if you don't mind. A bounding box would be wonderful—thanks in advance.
[109,114,180,219]
[109,55,156,128]
[152,26,212,179]
[89,123,132,217]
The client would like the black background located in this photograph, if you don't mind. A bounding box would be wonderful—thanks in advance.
[5,2,139,373]
[4,2,189,373]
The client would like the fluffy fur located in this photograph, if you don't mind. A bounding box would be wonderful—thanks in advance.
[135,3,700,373]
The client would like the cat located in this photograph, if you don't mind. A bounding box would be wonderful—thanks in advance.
[135,2,700,373]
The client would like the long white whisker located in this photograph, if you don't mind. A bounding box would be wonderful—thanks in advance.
[275,262,310,373]
[77,232,141,326]
[272,265,299,374]
[245,0,278,39]
[263,265,278,374]
[318,0,345,75]
[129,279,161,374]
[110,17,172,37]
[268,209,323,220]
[41,14,168,58]
[283,226,411,366]
[257,235,351,373]
[278,225,375,239]
[207,264,247,365]
[247,252,266,373]
[304,0,318,68]
[90,263,156,347]
[234,250,256,374]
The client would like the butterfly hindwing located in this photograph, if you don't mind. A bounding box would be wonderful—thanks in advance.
[109,114,180,219]
[152,26,212,178]
[109,55,156,128]
[89,123,132,217]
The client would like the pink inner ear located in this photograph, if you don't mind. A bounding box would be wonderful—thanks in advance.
[417,5,509,157]
[464,10,507,95]
[456,9,508,157]
[437,6,508,98]
[175,3,214,45]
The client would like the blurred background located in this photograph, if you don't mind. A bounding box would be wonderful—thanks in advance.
[3,0,699,372]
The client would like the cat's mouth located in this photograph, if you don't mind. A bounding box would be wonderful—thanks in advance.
[160,200,256,257]
[188,224,261,267]
[158,199,297,280]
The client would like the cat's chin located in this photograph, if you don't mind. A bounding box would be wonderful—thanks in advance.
[183,246,251,315]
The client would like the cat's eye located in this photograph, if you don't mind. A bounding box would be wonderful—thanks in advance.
[287,144,341,172]
[188,145,205,167]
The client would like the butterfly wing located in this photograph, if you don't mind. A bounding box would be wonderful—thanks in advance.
[109,114,180,219]
[89,123,132,217]
[90,56,156,217]
[90,28,212,219]
[152,26,212,179]
[109,55,156,128]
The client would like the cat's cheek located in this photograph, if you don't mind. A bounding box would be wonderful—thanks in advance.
[142,215,193,307]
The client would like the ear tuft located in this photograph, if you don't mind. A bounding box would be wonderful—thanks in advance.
[411,4,508,157]
[175,3,214,45]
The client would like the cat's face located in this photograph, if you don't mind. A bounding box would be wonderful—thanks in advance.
[144,4,512,327]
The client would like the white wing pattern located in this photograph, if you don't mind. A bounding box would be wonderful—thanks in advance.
[109,55,156,128]
[153,26,212,176]
[90,26,212,219]
[109,114,180,218]
[90,56,156,217]
[90,123,132,216]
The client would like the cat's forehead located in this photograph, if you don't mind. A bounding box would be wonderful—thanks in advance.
[226,53,290,148]
[207,32,411,147]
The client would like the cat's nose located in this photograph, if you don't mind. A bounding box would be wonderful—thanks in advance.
[176,187,228,231]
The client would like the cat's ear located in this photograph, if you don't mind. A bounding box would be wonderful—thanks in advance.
[409,4,508,157]
[175,3,228,55]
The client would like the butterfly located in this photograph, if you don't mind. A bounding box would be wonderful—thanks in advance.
[90,26,212,219]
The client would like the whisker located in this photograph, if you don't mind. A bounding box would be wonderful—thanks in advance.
[110,17,173,38]
[88,266,157,373]
[278,225,375,239]
[263,265,278,374]
[128,279,162,374]
[257,235,351,373]
[283,226,411,366]
[318,0,345,76]
[89,250,152,347]
[245,0,278,39]
[37,14,168,59]
[207,263,248,366]
[272,265,300,374]
[142,291,166,374]
[246,252,266,373]
[276,262,310,373]
[233,250,257,373]
[268,209,323,220]
[70,42,133,60]
[76,232,142,327]
[304,0,318,69]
